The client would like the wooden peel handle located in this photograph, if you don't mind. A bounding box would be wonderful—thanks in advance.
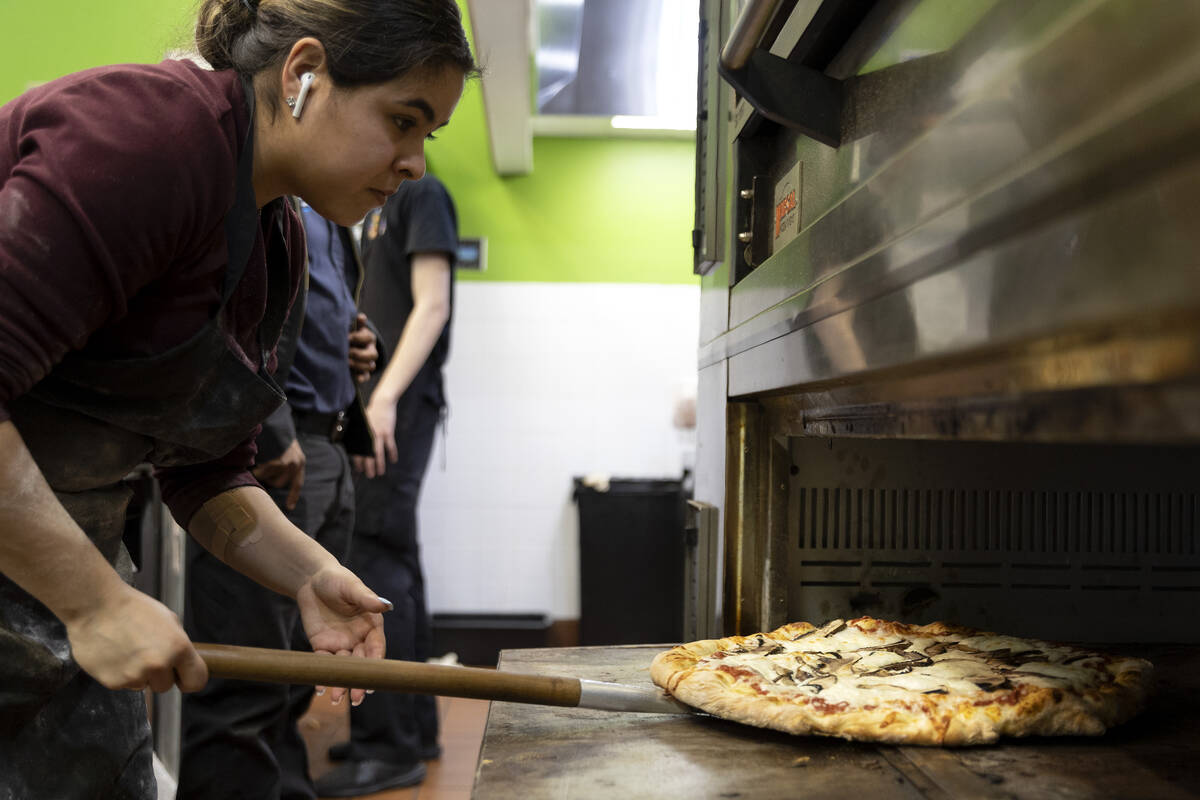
[195,643,583,707]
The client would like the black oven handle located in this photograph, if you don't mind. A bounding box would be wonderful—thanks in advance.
[717,0,845,147]
[720,0,785,71]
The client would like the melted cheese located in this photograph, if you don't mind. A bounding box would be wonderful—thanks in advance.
[699,621,1113,708]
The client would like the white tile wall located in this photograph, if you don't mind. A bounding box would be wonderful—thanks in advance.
[418,281,700,618]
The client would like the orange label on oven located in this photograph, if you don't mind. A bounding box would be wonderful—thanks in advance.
[772,161,802,255]
[775,190,798,238]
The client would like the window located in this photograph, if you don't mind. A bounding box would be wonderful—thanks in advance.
[534,0,699,135]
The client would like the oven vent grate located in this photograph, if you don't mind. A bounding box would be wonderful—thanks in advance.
[784,440,1200,640]
[797,487,1200,555]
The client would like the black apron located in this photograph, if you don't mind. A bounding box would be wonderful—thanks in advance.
[0,84,291,800]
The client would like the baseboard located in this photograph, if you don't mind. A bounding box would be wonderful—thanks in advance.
[431,614,580,667]
[546,618,579,649]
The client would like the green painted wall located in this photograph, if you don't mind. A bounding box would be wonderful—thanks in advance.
[431,98,698,285]
[1,0,698,286]
[0,0,194,102]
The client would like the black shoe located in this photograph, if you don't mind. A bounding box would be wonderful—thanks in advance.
[327,741,440,762]
[314,759,426,798]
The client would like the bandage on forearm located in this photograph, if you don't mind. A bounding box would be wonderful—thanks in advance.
[191,491,263,561]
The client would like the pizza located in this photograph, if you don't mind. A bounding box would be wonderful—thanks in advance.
[650,617,1152,746]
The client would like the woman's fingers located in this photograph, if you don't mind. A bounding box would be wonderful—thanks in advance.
[174,646,210,692]
[349,642,368,706]
[66,584,210,695]
[147,666,176,694]
[327,648,354,705]
[298,570,391,706]
[372,436,388,477]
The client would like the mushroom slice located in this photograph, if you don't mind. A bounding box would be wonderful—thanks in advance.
[972,676,1015,692]
[807,674,839,692]
[1061,653,1097,665]
[819,656,859,672]
[853,640,912,654]
[815,619,847,638]
[899,651,933,669]
[856,658,920,677]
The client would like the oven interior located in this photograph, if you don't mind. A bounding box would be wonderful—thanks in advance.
[785,437,1200,642]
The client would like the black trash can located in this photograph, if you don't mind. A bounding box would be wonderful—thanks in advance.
[573,477,686,646]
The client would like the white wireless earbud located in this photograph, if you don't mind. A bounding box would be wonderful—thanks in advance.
[292,72,315,119]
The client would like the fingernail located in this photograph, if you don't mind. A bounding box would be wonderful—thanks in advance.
[352,696,363,707]
[366,689,376,695]
[377,596,395,611]
[316,687,325,696]
[331,695,342,706]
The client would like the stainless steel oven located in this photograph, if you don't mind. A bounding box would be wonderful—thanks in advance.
[690,0,1200,791]
[695,0,1200,638]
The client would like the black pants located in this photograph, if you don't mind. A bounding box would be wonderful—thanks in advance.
[178,434,355,800]
[344,390,441,762]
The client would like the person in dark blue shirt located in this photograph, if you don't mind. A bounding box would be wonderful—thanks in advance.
[179,202,382,800]
[315,175,457,798]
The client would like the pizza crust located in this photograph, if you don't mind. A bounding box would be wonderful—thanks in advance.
[650,618,1152,746]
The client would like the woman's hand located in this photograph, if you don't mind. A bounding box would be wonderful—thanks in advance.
[357,398,397,478]
[0,421,206,694]
[296,566,390,706]
[190,487,389,704]
[64,581,208,693]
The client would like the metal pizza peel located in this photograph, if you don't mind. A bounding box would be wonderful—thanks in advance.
[195,643,694,715]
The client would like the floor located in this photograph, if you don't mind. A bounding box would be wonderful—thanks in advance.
[300,692,490,800]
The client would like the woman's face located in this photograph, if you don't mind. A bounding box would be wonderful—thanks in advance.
[292,64,465,225]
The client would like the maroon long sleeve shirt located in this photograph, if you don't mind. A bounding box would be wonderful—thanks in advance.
[0,60,304,525]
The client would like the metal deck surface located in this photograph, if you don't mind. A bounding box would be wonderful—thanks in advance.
[473,643,1200,799]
